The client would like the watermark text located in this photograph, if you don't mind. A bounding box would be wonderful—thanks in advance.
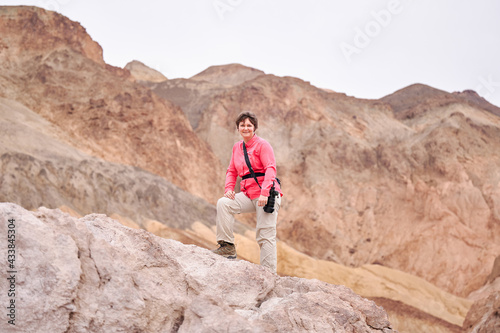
[213,0,244,20]
[475,75,500,100]
[339,0,405,64]
[6,218,16,326]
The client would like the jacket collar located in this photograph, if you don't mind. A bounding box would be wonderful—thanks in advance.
[243,134,258,148]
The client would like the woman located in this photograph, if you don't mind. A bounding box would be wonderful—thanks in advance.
[213,111,283,272]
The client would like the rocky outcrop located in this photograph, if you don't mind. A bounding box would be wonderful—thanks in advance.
[463,291,500,332]
[453,90,500,118]
[487,255,500,283]
[144,216,473,330]
[0,97,225,232]
[143,64,266,131]
[125,60,167,83]
[0,6,104,66]
[465,259,500,332]
[189,63,265,86]
[153,70,500,298]
[0,6,224,204]
[0,203,395,332]
[143,78,228,131]
[382,83,500,119]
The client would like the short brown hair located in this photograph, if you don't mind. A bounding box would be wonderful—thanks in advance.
[235,111,258,130]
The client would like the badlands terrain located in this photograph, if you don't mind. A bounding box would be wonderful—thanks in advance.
[1,6,499,332]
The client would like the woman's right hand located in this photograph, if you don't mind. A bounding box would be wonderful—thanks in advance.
[224,190,236,200]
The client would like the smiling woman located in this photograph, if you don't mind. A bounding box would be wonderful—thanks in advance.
[237,113,256,142]
[212,111,283,272]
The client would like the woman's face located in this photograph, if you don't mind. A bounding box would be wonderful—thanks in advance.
[238,118,255,141]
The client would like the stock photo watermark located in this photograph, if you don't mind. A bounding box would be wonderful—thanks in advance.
[37,0,72,12]
[213,0,244,20]
[6,218,17,326]
[475,75,500,101]
[339,0,407,64]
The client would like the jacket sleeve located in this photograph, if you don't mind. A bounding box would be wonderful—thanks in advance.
[224,144,238,193]
[259,141,277,197]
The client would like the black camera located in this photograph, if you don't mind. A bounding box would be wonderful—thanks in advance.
[263,184,278,213]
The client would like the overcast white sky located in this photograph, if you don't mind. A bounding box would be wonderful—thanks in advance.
[3,0,500,106]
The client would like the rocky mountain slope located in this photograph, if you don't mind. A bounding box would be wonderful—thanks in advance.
[1,5,500,332]
[0,97,227,234]
[0,6,223,204]
[148,66,500,299]
[0,203,395,332]
[0,94,471,332]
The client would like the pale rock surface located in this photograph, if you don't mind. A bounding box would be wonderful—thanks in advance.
[468,256,500,302]
[468,278,500,304]
[462,291,500,332]
[179,220,471,329]
[125,60,167,83]
[487,255,500,283]
[109,213,141,229]
[0,203,395,332]
[94,210,467,333]
[118,213,470,332]
[189,63,265,86]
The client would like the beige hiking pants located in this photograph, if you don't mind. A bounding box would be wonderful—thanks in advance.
[216,192,281,272]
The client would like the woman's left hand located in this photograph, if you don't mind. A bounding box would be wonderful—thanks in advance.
[258,195,268,207]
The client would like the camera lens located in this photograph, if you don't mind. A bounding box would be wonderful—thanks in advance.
[263,190,276,213]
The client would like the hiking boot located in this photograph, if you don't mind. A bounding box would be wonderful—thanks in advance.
[212,241,237,259]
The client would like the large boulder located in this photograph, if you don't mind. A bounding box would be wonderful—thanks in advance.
[0,203,395,332]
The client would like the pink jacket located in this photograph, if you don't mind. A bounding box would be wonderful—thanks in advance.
[225,135,283,200]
